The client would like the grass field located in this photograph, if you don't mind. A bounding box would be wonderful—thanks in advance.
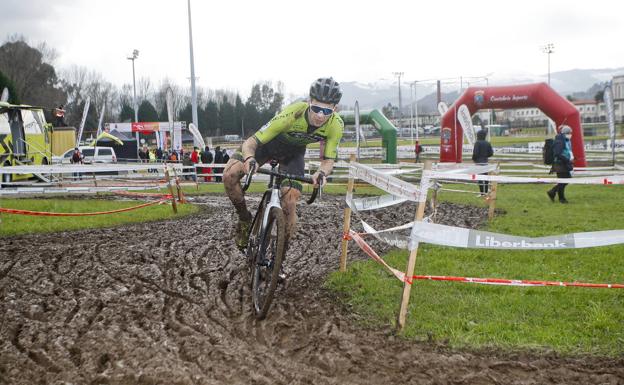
[326,183,624,356]
[0,198,198,237]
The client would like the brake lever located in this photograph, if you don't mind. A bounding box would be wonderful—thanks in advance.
[242,160,256,191]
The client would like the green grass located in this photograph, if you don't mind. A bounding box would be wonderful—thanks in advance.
[0,198,198,237]
[326,183,624,356]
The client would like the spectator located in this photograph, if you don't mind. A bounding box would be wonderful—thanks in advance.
[182,151,193,180]
[190,146,200,182]
[222,148,230,164]
[547,125,574,204]
[53,105,66,127]
[155,147,163,161]
[414,140,423,163]
[138,146,149,163]
[472,129,493,195]
[70,147,83,180]
[169,151,178,162]
[201,145,214,182]
[148,148,157,173]
[214,145,224,182]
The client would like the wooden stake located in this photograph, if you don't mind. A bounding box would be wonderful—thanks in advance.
[488,164,499,221]
[339,154,357,272]
[171,164,186,203]
[165,166,178,214]
[397,160,432,330]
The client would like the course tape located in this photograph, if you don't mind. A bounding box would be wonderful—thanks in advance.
[427,170,624,185]
[111,190,172,199]
[350,228,624,289]
[346,193,407,212]
[0,199,167,217]
[349,163,421,201]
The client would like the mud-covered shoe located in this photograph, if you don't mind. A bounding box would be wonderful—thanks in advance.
[234,218,252,249]
[547,190,556,203]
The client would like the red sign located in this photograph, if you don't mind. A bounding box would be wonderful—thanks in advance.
[131,122,160,133]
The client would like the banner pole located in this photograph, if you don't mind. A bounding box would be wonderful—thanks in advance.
[397,160,431,330]
[340,154,357,272]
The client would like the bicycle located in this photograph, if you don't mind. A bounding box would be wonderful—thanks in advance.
[241,159,321,319]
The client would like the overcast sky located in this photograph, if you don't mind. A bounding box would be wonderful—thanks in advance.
[2,0,623,98]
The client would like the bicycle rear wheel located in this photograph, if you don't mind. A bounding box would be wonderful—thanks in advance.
[251,206,286,320]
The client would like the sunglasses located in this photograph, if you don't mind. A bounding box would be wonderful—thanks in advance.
[310,104,334,116]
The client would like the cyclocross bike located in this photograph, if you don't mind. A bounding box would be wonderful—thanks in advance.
[242,159,321,319]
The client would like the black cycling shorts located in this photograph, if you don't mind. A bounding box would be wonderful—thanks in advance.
[233,139,306,190]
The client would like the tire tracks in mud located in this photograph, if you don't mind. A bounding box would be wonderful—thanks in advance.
[0,194,622,384]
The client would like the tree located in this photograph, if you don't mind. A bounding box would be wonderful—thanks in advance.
[138,100,158,122]
[119,103,135,122]
[235,94,246,137]
[0,69,19,103]
[203,100,219,137]
[219,95,236,135]
[0,38,65,108]
[594,90,604,103]
[566,95,576,102]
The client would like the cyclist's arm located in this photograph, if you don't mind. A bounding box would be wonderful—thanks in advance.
[312,158,334,186]
[241,136,259,174]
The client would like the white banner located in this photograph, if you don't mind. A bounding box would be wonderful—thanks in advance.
[349,162,421,201]
[359,220,624,251]
[96,102,105,138]
[427,170,624,185]
[76,96,91,147]
[407,221,624,250]
[437,101,449,116]
[457,104,475,146]
[188,123,205,148]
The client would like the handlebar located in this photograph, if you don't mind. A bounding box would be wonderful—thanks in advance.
[242,165,322,204]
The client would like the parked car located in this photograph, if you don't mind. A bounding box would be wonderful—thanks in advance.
[54,146,117,164]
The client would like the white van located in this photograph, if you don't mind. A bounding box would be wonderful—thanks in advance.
[55,146,117,164]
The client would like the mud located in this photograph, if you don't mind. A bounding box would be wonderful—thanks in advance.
[1,194,622,385]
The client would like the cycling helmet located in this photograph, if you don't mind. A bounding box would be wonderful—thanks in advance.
[559,125,572,134]
[309,77,342,105]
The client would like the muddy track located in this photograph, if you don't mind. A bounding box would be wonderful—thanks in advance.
[0,194,622,385]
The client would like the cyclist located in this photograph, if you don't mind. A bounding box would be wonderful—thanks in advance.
[223,77,344,249]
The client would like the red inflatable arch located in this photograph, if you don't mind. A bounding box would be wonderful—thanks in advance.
[440,83,586,167]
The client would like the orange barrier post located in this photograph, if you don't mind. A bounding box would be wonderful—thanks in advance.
[488,164,499,221]
[397,160,431,330]
[339,154,356,272]
[165,166,178,214]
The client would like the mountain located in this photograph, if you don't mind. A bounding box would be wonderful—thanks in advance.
[339,67,624,113]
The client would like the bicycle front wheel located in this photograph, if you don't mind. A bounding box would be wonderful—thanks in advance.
[251,206,286,320]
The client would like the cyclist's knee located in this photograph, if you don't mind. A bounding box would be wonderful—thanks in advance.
[281,188,301,204]
[223,161,243,184]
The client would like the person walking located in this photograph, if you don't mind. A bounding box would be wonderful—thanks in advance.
[414,140,423,163]
[547,125,574,203]
[214,145,224,182]
[200,145,214,182]
[472,129,493,195]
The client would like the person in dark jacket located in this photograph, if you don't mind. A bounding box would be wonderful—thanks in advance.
[200,146,214,182]
[214,146,224,182]
[222,148,230,164]
[472,129,494,194]
[547,125,573,203]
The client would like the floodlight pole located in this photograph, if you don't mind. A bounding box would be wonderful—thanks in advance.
[127,49,140,157]
[393,72,404,137]
[188,0,199,129]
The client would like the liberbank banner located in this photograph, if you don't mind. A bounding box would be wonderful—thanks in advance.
[358,220,624,251]
[408,222,624,250]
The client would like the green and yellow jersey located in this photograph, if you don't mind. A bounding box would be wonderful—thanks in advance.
[253,101,344,160]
